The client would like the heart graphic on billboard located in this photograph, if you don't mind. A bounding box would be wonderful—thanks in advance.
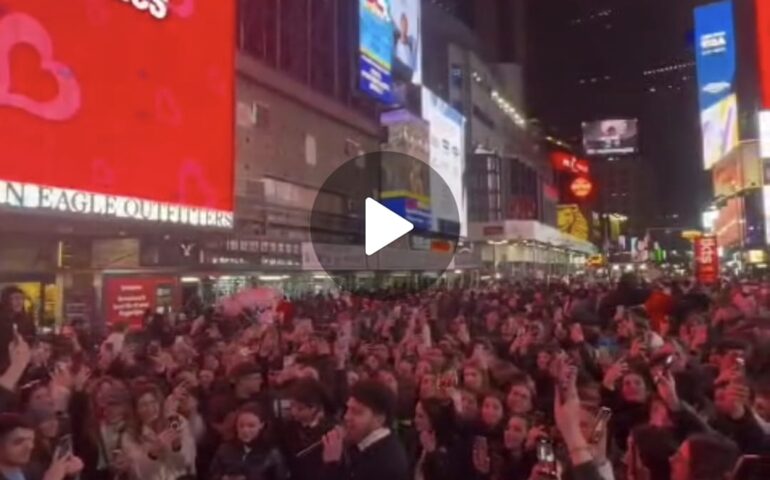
[0,12,81,121]
[178,159,217,208]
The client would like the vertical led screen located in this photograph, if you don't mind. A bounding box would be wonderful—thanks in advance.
[694,0,739,170]
[422,88,466,237]
[359,0,422,103]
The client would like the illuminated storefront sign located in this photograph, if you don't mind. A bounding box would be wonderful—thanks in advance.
[570,177,593,199]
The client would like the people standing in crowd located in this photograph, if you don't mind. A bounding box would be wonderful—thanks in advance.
[0,275,767,479]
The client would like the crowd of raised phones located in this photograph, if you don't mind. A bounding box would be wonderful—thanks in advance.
[0,274,769,480]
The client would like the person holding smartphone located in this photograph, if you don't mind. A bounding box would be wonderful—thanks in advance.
[25,407,68,476]
[120,384,196,480]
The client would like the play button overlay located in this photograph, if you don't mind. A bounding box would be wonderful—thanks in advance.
[365,198,414,255]
[308,151,460,290]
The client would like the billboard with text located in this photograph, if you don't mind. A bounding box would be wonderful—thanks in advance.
[422,88,466,236]
[694,0,738,170]
[359,0,422,103]
[0,0,235,227]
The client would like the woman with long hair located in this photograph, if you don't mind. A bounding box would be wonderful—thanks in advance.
[119,384,196,480]
[209,402,286,480]
[413,397,460,480]
[69,376,133,480]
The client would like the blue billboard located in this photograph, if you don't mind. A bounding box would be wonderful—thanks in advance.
[359,0,394,103]
[382,197,432,231]
[694,0,739,169]
[359,0,422,104]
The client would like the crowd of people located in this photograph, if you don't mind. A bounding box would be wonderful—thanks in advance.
[0,274,769,480]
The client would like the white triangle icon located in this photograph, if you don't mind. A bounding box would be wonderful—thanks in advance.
[365,197,414,256]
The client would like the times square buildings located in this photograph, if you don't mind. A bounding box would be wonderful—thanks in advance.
[0,0,594,331]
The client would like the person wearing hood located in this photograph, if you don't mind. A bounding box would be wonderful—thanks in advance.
[209,402,286,480]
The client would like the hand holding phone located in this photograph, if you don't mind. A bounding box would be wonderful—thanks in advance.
[54,434,73,459]
[589,407,612,445]
[535,438,558,478]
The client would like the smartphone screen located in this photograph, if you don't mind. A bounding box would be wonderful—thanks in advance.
[589,407,612,444]
[536,438,558,478]
[55,434,72,459]
[536,438,555,464]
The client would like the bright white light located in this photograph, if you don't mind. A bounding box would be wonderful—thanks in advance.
[259,275,289,281]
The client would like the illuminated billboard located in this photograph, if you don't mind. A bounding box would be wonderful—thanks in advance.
[756,0,770,108]
[582,119,638,155]
[712,141,762,198]
[557,204,589,241]
[359,0,422,103]
[0,0,235,227]
[422,87,466,236]
[694,0,738,170]
[760,111,770,158]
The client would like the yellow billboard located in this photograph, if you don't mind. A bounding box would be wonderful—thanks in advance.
[558,204,589,241]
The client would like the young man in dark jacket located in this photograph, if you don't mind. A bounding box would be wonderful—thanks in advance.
[320,380,409,480]
[280,378,336,480]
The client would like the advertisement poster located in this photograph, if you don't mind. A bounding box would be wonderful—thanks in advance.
[582,119,639,156]
[712,142,762,197]
[760,111,770,158]
[715,196,744,249]
[359,0,421,103]
[0,1,235,227]
[694,235,719,285]
[557,204,589,241]
[103,276,178,328]
[694,0,738,170]
[422,87,466,236]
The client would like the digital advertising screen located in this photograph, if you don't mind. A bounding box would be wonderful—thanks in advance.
[380,110,432,230]
[756,0,770,108]
[694,0,738,170]
[422,87,466,237]
[582,119,639,156]
[557,204,589,241]
[0,0,236,227]
[760,111,770,158]
[359,0,421,104]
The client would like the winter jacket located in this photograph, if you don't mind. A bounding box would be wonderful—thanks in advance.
[210,437,286,480]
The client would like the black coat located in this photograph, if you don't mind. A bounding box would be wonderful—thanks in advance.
[280,416,336,480]
[320,432,409,480]
[210,438,287,480]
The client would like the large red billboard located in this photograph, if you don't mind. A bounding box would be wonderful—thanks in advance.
[0,0,235,227]
[757,0,770,108]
